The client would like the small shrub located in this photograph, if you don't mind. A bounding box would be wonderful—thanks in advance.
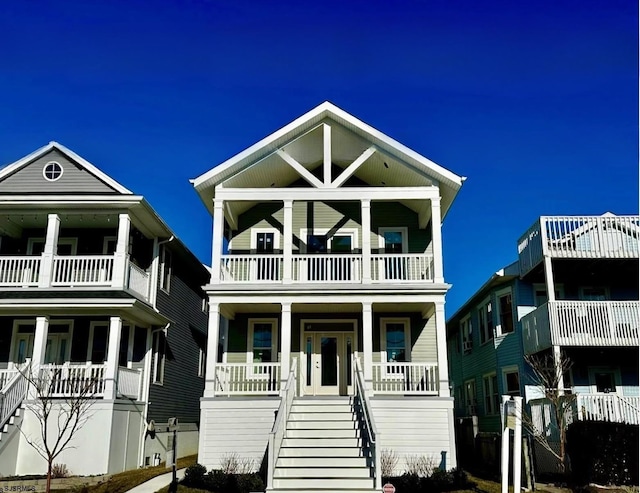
[51,463,70,478]
[237,456,256,474]
[220,452,241,474]
[380,449,399,477]
[404,454,438,477]
[183,463,207,487]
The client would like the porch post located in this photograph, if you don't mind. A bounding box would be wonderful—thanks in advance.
[434,301,450,397]
[282,200,293,283]
[543,257,556,302]
[362,301,373,382]
[361,199,371,283]
[38,214,60,287]
[211,200,224,283]
[204,302,220,397]
[112,213,131,289]
[280,302,292,386]
[104,316,123,400]
[430,197,444,283]
[552,345,565,394]
[32,316,50,368]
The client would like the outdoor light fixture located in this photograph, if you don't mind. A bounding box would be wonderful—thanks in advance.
[384,162,389,168]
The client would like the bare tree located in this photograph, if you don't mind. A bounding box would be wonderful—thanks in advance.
[19,364,98,493]
[522,352,576,476]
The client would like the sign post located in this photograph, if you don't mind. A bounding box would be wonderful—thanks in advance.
[500,396,523,493]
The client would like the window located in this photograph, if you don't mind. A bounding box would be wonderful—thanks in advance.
[381,319,410,363]
[534,284,564,307]
[307,234,327,253]
[248,319,277,364]
[503,367,520,396]
[379,228,407,254]
[460,316,472,352]
[496,289,514,335]
[591,369,618,394]
[580,287,608,301]
[152,330,166,384]
[88,322,108,363]
[43,161,64,181]
[464,379,477,415]
[252,229,280,281]
[478,299,494,344]
[27,237,77,256]
[160,247,172,292]
[483,373,499,414]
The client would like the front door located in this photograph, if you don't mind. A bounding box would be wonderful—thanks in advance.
[303,329,355,396]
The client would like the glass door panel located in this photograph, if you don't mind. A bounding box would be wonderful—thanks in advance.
[320,337,338,386]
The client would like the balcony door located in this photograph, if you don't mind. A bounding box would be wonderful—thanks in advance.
[378,227,408,280]
[302,229,358,282]
[252,229,279,281]
[10,321,72,365]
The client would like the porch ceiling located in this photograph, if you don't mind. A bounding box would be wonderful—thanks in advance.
[221,301,433,317]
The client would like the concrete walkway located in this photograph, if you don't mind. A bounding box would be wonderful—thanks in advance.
[125,468,186,493]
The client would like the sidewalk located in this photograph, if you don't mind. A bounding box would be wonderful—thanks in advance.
[125,468,186,493]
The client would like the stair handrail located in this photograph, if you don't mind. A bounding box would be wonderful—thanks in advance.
[353,354,381,490]
[0,365,29,430]
[267,358,298,490]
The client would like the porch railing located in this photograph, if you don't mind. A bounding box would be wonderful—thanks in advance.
[0,369,19,390]
[0,369,28,430]
[52,255,114,286]
[39,364,107,398]
[214,363,281,396]
[221,255,284,282]
[522,301,640,354]
[117,367,143,400]
[0,256,41,286]
[577,394,640,425]
[267,358,297,490]
[371,254,434,282]
[372,362,439,395]
[353,356,381,490]
[293,254,362,282]
[127,261,150,300]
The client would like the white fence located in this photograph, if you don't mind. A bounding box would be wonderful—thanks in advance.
[117,367,142,400]
[127,261,150,300]
[0,256,41,286]
[522,301,639,353]
[214,363,281,396]
[371,254,434,282]
[577,394,640,425]
[371,362,439,395]
[52,256,114,286]
[39,364,107,398]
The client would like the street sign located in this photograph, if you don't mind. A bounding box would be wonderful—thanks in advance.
[383,483,396,493]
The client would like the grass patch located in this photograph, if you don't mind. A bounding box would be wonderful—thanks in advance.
[156,486,210,493]
[62,455,197,493]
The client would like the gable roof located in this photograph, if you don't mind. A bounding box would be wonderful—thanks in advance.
[191,101,465,217]
[0,141,133,194]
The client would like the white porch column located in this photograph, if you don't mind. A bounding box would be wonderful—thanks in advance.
[283,200,293,283]
[211,200,224,283]
[431,197,444,283]
[361,199,371,283]
[112,213,131,289]
[204,302,220,397]
[104,316,123,400]
[362,301,373,382]
[32,316,50,367]
[280,302,292,384]
[38,214,60,287]
[552,345,565,394]
[543,256,556,302]
[434,301,450,397]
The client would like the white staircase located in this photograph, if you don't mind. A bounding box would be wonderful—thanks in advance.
[269,396,378,493]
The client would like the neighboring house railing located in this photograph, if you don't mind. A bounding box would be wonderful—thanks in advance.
[127,260,151,301]
[39,364,107,398]
[518,215,640,275]
[213,363,282,396]
[577,394,640,425]
[522,301,640,354]
[0,256,41,286]
[218,253,434,284]
[0,369,28,430]
[267,358,298,490]
[354,356,381,490]
[371,362,439,395]
[117,367,143,400]
[52,255,114,286]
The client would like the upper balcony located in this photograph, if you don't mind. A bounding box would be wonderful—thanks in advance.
[521,300,640,354]
[518,215,639,276]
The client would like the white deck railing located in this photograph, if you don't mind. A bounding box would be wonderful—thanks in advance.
[267,358,297,490]
[0,369,28,430]
[127,261,150,300]
[371,254,434,282]
[518,215,640,275]
[39,364,107,398]
[372,362,439,395]
[117,366,143,400]
[577,394,640,425]
[293,254,362,282]
[354,356,381,490]
[52,255,114,286]
[220,254,283,282]
[0,256,41,286]
[214,363,281,396]
[522,301,640,353]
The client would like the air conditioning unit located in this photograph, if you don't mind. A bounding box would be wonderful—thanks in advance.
[463,341,473,352]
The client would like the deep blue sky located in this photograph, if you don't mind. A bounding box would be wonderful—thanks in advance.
[0,0,637,315]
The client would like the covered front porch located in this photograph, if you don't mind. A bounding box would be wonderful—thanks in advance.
[204,299,449,399]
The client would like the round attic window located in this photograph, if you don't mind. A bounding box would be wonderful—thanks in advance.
[43,161,63,182]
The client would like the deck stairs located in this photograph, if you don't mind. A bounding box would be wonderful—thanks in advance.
[269,396,379,493]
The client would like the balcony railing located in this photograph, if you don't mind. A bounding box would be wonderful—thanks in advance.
[0,257,41,286]
[522,301,640,354]
[52,256,114,286]
[371,362,439,395]
[218,253,434,284]
[518,215,640,275]
[127,260,151,300]
[576,394,639,425]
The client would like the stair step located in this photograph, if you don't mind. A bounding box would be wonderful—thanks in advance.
[287,420,357,429]
[287,428,360,439]
[290,404,354,413]
[274,467,372,478]
[289,412,355,421]
[273,477,375,489]
[276,457,368,468]
[279,447,364,458]
[282,438,361,448]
